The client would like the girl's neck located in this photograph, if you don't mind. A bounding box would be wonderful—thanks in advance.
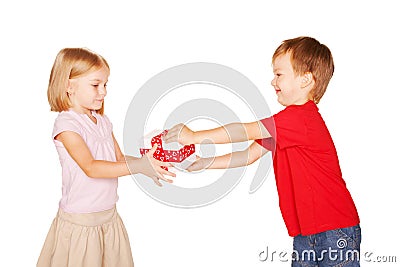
[70,106,92,116]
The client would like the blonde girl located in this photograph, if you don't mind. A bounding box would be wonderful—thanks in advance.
[37,48,175,267]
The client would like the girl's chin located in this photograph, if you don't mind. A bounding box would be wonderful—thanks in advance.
[92,102,103,109]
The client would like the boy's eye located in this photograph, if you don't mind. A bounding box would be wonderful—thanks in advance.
[92,84,99,87]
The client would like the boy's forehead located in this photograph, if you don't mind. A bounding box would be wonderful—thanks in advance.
[273,53,292,70]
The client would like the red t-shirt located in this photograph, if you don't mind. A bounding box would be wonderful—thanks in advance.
[256,101,359,236]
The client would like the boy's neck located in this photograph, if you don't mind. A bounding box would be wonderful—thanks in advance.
[285,97,313,107]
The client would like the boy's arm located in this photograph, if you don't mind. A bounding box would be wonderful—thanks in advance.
[56,131,175,186]
[188,141,269,171]
[164,121,271,145]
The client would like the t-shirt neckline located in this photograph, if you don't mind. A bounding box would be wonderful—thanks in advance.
[68,109,98,126]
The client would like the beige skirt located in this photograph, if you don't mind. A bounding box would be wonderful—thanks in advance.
[37,206,134,267]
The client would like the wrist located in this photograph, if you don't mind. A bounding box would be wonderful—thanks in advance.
[192,131,199,144]
[127,158,141,174]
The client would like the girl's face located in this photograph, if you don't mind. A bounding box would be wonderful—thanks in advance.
[68,66,109,115]
[271,52,312,106]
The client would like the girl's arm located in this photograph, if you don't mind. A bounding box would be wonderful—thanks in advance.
[187,141,269,171]
[112,132,126,162]
[164,121,271,145]
[56,131,175,186]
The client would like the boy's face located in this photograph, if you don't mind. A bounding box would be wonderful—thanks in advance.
[271,52,312,106]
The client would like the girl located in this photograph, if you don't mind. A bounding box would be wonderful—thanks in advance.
[37,48,175,267]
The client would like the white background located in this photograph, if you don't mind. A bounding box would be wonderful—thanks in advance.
[1,0,399,266]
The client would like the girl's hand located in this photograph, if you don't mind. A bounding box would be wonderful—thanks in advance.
[164,123,195,145]
[187,156,214,172]
[133,144,176,186]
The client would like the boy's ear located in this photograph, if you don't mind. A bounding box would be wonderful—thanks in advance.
[301,72,314,88]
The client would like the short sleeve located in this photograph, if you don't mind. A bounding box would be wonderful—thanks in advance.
[259,108,307,149]
[255,137,275,152]
[255,117,276,151]
[52,112,82,140]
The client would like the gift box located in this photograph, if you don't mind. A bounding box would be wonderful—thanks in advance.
[139,130,196,170]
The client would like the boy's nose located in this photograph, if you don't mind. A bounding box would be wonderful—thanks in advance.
[271,77,276,87]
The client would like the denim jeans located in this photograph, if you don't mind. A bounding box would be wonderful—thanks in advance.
[292,225,361,267]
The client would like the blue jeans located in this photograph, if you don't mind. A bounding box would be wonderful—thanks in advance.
[292,225,361,267]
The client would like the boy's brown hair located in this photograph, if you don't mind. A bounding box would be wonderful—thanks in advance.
[47,48,110,114]
[272,36,334,104]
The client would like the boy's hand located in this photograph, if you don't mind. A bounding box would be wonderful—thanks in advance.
[164,123,195,145]
[134,144,176,186]
[187,156,214,172]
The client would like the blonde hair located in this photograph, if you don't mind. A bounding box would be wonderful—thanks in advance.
[272,37,334,104]
[47,48,110,114]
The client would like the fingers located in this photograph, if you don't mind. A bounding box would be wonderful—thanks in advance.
[151,174,168,187]
[186,158,202,172]
[163,129,179,143]
[186,165,195,172]
[146,144,158,156]
[152,160,176,186]
[152,177,163,187]
[158,161,173,168]
[160,168,176,178]
[158,175,174,184]
[187,162,201,172]
[157,164,176,181]
[187,157,213,172]
[164,123,185,143]
[151,169,175,187]
[168,124,183,133]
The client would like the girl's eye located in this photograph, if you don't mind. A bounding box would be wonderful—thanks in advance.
[92,84,99,87]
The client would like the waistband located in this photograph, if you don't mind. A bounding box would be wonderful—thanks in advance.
[57,205,117,227]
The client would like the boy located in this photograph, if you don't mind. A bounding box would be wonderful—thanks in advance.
[164,36,361,266]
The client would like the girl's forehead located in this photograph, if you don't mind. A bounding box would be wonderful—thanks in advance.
[82,66,110,80]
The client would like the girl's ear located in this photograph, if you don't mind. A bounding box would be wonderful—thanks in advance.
[67,79,74,95]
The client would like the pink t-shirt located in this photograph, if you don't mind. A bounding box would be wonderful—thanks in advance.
[52,110,118,213]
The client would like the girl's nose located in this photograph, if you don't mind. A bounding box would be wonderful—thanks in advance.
[99,86,107,96]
